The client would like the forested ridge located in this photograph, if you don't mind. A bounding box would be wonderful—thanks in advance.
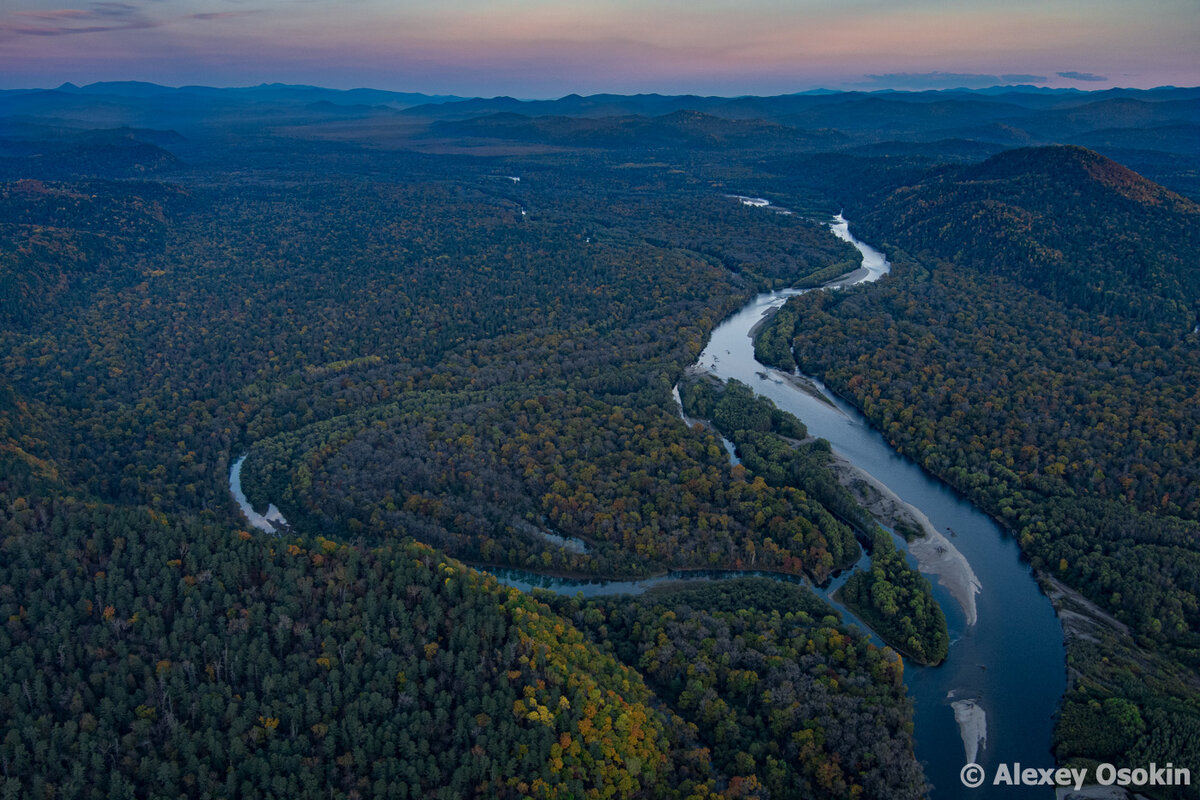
[2,498,701,799]
[856,146,1200,330]
[0,126,924,797]
[550,580,926,800]
[759,145,1200,783]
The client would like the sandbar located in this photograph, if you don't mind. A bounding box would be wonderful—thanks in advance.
[826,450,981,625]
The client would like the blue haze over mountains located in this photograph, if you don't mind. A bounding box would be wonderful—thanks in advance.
[2,82,1197,198]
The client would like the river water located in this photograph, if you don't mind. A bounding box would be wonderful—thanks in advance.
[692,214,1065,797]
[230,214,1066,797]
[493,214,1065,797]
[228,455,289,534]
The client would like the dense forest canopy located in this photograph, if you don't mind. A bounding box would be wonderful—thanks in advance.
[0,90,918,798]
[2,83,1198,797]
[758,144,1200,785]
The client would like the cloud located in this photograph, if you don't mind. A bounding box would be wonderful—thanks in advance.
[2,2,250,38]
[1057,71,1107,82]
[2,21,156,37]
[855,71,1047,90]
[4,2,150,36]
[14,10,93,20]
[90,3,140,17]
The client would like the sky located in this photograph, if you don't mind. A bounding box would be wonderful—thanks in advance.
[1,0,1197,96]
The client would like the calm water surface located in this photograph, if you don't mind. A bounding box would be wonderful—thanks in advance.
[495,215,1066,798]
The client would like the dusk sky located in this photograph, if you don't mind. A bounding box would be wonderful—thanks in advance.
[2,0,1197,96]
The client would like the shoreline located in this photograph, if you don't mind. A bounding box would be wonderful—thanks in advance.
[747,304,784,339]
[826,449,981,626]
[822,265,871,289]
[1039,572,1130,645]
[228,455,290,535]
[774,371,843,411]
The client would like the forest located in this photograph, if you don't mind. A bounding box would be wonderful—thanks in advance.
[757,145,1200,783]
[676,377,947,664]
[549,579,926,800]
[0,98,930,798]
[2,83,1198,797]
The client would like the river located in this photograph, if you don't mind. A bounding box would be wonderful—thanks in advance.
[493,213,1065,797]
[229,213,1066,798]
[690,212,1065,797]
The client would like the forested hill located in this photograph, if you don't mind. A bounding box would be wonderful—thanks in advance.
[0,179,185,325]
[847,145,1200,331]
[761,145,1200,783]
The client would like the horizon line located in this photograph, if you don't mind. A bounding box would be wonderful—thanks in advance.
[5,80,1197,102]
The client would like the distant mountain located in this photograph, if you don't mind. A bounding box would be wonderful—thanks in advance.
[0,84,462,132]
[55,81,464,108]
[843,138,1006,162]
[911,122,1041,147]
[774,96,1031,134]
[304,100,395,116]
[3,83,1196,195]
[62,80,175,97]
[406,90,1033,126]
[403,92,735,120]
[406,88,1200,152]
[855,145,1200,325]
[430,110,848,150]
[1072,123,1200,156]
[1010,97,1200,139]
[7,83,1196,147]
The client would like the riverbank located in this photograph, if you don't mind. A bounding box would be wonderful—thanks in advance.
[228,456,290,535]
[1039,573,1129,647]
[774,371,843,411]
[823,265,872,289]
[747,303,784,339]
[825,449,981,625]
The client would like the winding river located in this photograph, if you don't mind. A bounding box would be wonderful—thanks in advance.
[490,213,1065,797]
[230,213,1066,797]
[688,213,1066,797]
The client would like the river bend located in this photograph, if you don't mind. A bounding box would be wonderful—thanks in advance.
[229,212,1066,798]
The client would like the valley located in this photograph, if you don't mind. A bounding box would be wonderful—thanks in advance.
[1,82,1197,798]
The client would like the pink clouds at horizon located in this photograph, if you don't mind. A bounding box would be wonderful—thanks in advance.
[2,0,1196,94]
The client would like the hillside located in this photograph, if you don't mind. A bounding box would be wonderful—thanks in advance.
[0,506,697,799]
[760,145,1200,779]
[851,146,1200,329]
[0,178,185,324]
